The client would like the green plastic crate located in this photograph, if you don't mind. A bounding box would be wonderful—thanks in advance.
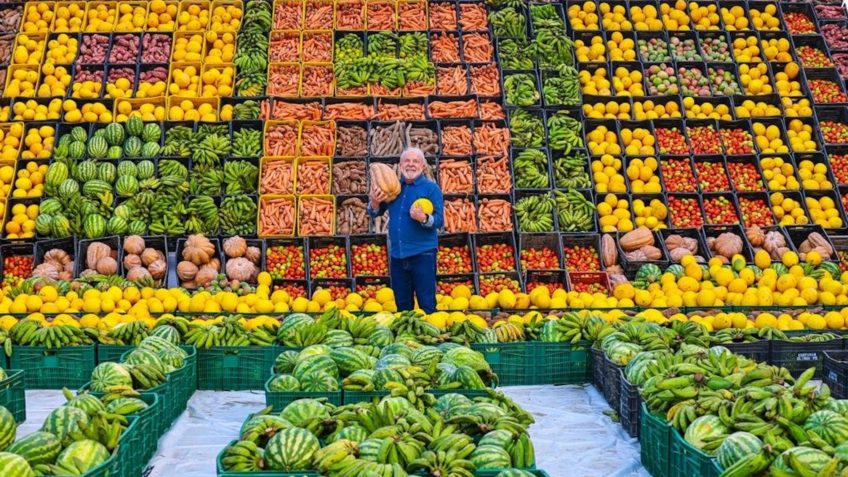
[216,440,320,476]
[475,471,551,476]
[116,416,141,477]
[264,376,342,411]
[640,403,671,477]
[198,346,279,390]
[97,345,134,364]
[430,388,492,398]
[10,345,96,389]
[0,369,25,422]
[342,390,390,404]
[82,452,121,477]
[670,428,721,477]
[120,349,182,425]
[471,342,533,386]
[172,345,197,404]
[127,393,162,472]
[533,341,591,385]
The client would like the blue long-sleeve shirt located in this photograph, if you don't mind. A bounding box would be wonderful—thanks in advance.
[367,175,444,259]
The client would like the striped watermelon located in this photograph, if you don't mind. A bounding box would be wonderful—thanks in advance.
[88,136,108,159]
[65,393,106,416]
[380,343,413,359]
[35,214,53,236]
[0,406,15,451]
[138,335,182,355]
[494,471,536,477]
[70,127,88,142]
[450,365,487,389]
[299,371,338,392]
[826,400,848,416]
[136,160,155,179]
[274,351,299,374]
[125,116,144,137]
[128,220,147,235]
[82,179,111,197]
[58,178,79,199]
[117,161,137,178]
[327,425,368,444]
[6,431,62,466]
[470,444,512,469]
[277,314,315,344]
[103,123,125,146]
[295,345,331,363]
[323,330,353,347]
[717,432,763,469]
[107,216,128,235]
[479,430,514,449]
[358,438,382,462]
[265,427,320,471]
[0,452,34,477]
[75,161,97,182]
[50,214,71,238]
[410,346,443,368]
[125,348,166,373]
[433,393,473,418]
[330,347,375,374]
[142,123,161,142]
[157,348,185,372]
[45,162,69,188]
[149,326,180,345]
[280,399,329,428]
[97,162,116,183]
[55,439,110,474]
[372,368,402,390]
[375,354,411,370]
[106,397,148,416]
[141,142,160,158]
[115,176,139,197]
[771,447,831,475]
[90,362,133,392]
[685,416,729,452]
[68,141,86,159]
[804,410,848,446]
[124,137,143,157]
[42,406,90,446]
[268,375,300,392]
[368,327,394,347]
[293,355,338,381]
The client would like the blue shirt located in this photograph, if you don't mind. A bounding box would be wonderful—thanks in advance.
[367,175,444,259]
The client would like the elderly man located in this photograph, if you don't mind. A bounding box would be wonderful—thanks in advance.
[368,147,444,313]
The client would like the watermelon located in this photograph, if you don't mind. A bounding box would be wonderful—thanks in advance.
[142,123,161,142]
[277,314,315,344]
[136,160,155,179]
[55,439,110,474]
[107,216,128,235]
[124,136,143,157]
[141,142,161,158]
[70,126,88,142]
[327,425,368,444]
[125,116,144,137]
[264,428,320,471]
[826,399,848,416]
[636,263,662,282]
[293,355,338,381]
[90,362,133,392]
[717,432,762,469]
[0,452,34,477]
[39,198,62,215]
[83,214,107,238]
[65,393,106,416]
[322,329,353,347]
[68,141,86,159]
[117,161,137,178]
[330,347,374,374]
[58,178,79,198]
[50,214,71,237]
[470,444,512,469]
[804,410,848,446]
[376,353,411,370]
[58,133,73,147]
[0,406,14,451]
[666,264,684,279]
[80,201,99,216]
[295,345,331,364]
[299,371,338,392]
[443,347,491,373]
[479,430,514,449]
[42,406,90,446]
[75,161,97,182]
[115,175,139,196]
[368,326,394,347]
[35,214,53,235]
[128,220,147,235]
[371,368,401,390]
[267,374,300,392]
[684,416,729,453]
[113,204,130,220]
[819,261,841,280]
[410,346,443,368]
[107,145,123,159]
[126,347,165,370]
[6,431,62,466]
[45,162,69,188]
[240,415,293,445]
[274,351,299,374]
[82,179,111,197]
[358,438,382,461]
[87,136,108,159]
[280,399,329,428]
[103,123,125,146]
[150,326,180,345]
[97,162,116,183]
[450,365,487,389]
[771,447,831,475]
[494,471,536,477]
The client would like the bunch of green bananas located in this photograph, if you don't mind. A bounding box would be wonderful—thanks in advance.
[498,39,534,70]
[553,189,595,232]
[509,109,545,148]
[489,7,526,38]
[389,312,441,343]
[189,164,224,195]
[192,131,232,167]
[399,32,427,59]
[219,194,257,236]
[543,65,580,106]
[233,100,261,120]
[161,126,194,157]
[232,128,262,157]
[547,111,583,152]
[224,160,259,194]
[234,1,271,96]
[185,195,220,235]
[184,316,276,349]
[103,320,149,346]
[220,440,265,472]
[530,4,565,31]
[335,34,364,62]
[127,362,167,390]
[514,193,555,232]
[553,151,591,188]
[9,319,95,349]
[532,29,574,69]
[513,149,550,189]
[504,74,540,107]
[368,32,398,59]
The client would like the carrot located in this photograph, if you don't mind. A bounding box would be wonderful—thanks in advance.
[303,32,332,62]
[462,32,493,63]
[473,122,509,156]
[335,0,364,29]
[398,1,426,30]
[270,100,322,120]
[336,85,370,97]
[429,2,457,30]
[260,160,295,194]
[269,31,300,62]
[371,84,401,96]
[402,81,435,97]
[300,123,335,156]
[477,155,512,194]
[299,197,335,235]
[470,64,500,96]
[265,123,299,156]
[268,64,300,96]
[366,1,395,30]
[439,159,474,194]
[375,100,425,120]
[430,32,460,63]
[478,199,513,232]
[459,4,488,31]
[441,125,472,156]
[259,196,296,236]
[437,65,468,96]
[324,102,374,120]
[274,1,303,29]
[428,99,478,118]
[444,198,477,233]
[297,160,331,194]
[479,101,505,120]
[301,65,334,97]
[305,1,333,29]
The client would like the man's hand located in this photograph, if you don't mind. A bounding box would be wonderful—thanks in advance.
[369,188,388,209]
[410,204,427,223]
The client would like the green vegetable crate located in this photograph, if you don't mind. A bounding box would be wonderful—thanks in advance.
[670,428,721,477]
[475,471,552,476]
[0,369,25,422]
[198,346,280,390]
[216,440,320,477]
[264,375,342,410]
[534,341,591,385]
[640,403,672,477]
[116,416,143,477]
[120,349,185,425]
[96,344,134,363]
[471,342,533,386]
[10,344,96,389]
[170,345,198,408]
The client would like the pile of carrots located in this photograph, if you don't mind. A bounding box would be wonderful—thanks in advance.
[325,101,375,120]
[441,125,472,156]
[274,0,303,29]
[260,159,295,194]
[336,0,365,29]
[439,159,474,194]
[305,0,333,28]
[262,100,322,121]
[471,64,500,96]
[269,31,301,62]
[303,65,334,97]
[398,1,426,30]
[428,98,478,118]
[479,198,514,232]
[268,64,300,97]
[375,101,426,120]
[297,159,331,194]
[259,196,297,236]
[473,122,509,156]
[477,155,512,194]
[300,122,335,156]
[367,0,396,29]
[303,32,333,62]
[437,66,469,96]
[265,122,299,156]
[444,198,477,233]
[299,196,336,235]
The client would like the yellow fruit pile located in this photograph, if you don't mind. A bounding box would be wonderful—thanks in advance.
[625,157,663,193]
[53,2,86,32]
[660,0,691,30]
[786,119,818,152]
[682,97,733,120]
[612,67,644,95]
[591,155,628,193]
[753,122,789,153]
[599,3,632,30]
[689,1,720,29]
[567,1,600,30]
[5,68,40,98]
[37,64,72,97]
[761,37,794,62]
[115,3,148,31]
[64,100,113,123]
[44,34,78,65]
[761,156,800,190]
[147,0,179,30]
[583,100,631,119]
[104,77,134,99]
[13,35,45,65]
[721,5,749,30]
[735,99,782,118]
[587,125,622,155]
[575,36,606,62]
[210,4,243,31]
[220,103,235,121]
[204,30,236,63]
[782,97,814,117]
[200,65,234,97]
[733,36,763,62]
[170,64,202,96]
[168,99,218,122]
[633,98,682,119]
[4,202,37,239]
[10,161,47,198]
[20,125,54,160]
[632,197,668,229]
[630,3,663,30]
[620,127,655,155]
[86,3,117,32]
[775,62,803,96]
[115,99,167,122]
[74,78,104,99]
[172,34,205,62]
[606,31,636,61]
[770,192,809,226]
[178,3,210,31]
[806,195,843,229]
[0,124,22,161]
[21,3,53,33]
[0,164,13,196]
[797,159,833,190]
[579,68,612,95]
[748,3,781,30]
[597,193,634,232]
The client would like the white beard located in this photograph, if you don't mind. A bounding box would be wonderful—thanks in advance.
[402,170,422,181]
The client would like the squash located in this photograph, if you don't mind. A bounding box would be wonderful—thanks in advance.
[669,247,692,262]
[713,233,743,258]
[601,234,618,267]
[369,163,401,200]
[640,245,663,261]
[665,234,685,250]
[620,226,654,252]
[223,236,247,258]
[123,235,145,255]
[745,226,764,247]
[763,231,786,253]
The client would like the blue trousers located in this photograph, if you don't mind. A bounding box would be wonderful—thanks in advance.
[390,250,437,313]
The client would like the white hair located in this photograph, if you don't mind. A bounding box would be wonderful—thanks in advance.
[399,147,432,179]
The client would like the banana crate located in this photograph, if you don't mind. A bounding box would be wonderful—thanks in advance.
[0,369,25,422]
[640,403,673,477]
[197,345,281,390]
[670,428,722,477]
[10,344,96,389]
[533,341,591,385]
[216,440,320,477]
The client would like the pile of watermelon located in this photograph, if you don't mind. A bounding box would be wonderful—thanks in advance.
[89,333,188,393]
